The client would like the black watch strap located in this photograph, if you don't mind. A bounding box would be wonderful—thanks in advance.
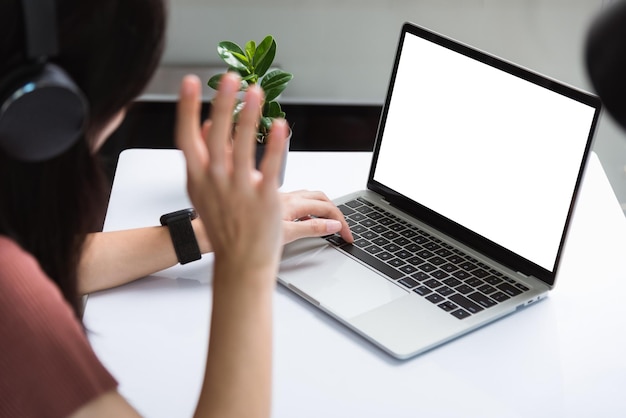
[160,209,201,265]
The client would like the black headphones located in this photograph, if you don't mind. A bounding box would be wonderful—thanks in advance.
[0,0,88,162]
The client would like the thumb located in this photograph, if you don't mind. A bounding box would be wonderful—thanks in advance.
[283,218,342,244]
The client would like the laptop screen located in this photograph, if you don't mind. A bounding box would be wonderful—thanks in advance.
[372,25,599,277]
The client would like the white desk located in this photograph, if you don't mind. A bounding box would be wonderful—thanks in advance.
[85,149,626,418]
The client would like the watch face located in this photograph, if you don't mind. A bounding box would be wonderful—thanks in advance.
[160,208,197,225]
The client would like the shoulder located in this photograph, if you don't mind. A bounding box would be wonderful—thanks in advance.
[0,236,117,418]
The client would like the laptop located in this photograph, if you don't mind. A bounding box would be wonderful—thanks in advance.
[277,22,602,359]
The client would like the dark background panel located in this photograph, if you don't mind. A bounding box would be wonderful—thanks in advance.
[99,101,382,181]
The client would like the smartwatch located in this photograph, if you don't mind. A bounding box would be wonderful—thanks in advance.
[160,208,201,265]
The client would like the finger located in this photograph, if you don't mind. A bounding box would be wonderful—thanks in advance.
[176,75,206,178]
[233,85,264,182]
[282,218,343,245]
[285,198,354,242]
[259,119,288,188]
[207,72,240,169]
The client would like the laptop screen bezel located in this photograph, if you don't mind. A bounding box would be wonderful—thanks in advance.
[367,22,602,286]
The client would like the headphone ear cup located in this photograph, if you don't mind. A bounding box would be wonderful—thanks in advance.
[0,63,88,162]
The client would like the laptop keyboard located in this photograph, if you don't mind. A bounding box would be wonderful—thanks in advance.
[325,197,530,319]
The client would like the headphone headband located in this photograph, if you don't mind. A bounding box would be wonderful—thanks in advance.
[22,0,59,60]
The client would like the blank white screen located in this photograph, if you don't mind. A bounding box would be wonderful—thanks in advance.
[373,33,596,271]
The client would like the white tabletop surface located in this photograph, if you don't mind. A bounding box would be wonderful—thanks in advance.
[85,148,626,418]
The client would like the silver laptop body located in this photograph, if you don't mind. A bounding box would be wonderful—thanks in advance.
[278,22,602,359]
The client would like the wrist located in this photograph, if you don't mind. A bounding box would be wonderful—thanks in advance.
[212,259,278,291]
[192,217,212,254]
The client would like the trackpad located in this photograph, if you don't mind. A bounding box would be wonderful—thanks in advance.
[279,244,408,319]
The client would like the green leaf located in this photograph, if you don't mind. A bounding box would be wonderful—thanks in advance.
[261,70,293,90]
[264,101,282,118]
[260,116,273,131]
[245,40,256,62]
[207,73,223,90]
[261,70,292,101]
[208,72,248,91]
[217,41,249,72]
[253,36,276,78]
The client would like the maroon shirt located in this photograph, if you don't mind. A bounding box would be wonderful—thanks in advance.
[0,236,117,417]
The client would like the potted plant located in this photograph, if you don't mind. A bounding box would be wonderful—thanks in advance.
[207,35,293,183]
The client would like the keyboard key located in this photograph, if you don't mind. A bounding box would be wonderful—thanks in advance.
[438,301,457,312]
[453,270,470,280]
[485,276,503,285]
[435,248,453,257]
[436,286,455,297]
[399,277,419,289]
[449,294,484,314]
[351,224,367,234]
[360,219,376,228]
[371,225,388,234]
[383,243,401,253]
[411,272,430,281]
[395,250,412,259]
[405,243,422,253]
[419,263,437,273]
[350,213,367,222]
[364,244,383,254]
[399,264,418,275]
[417,249,434,259]
[401,229,418,239]
[355,205,374,214]
[441,263,459,273]
[468,292,497,309]
[460,261,478,271]
[423,242,441,251]
[407,256,425,266]
[344,200,361,208]
[432,270,450,280]
[491,291,511,302]
[447,254,465,264]
[361,231,378,240]
[515,283,530,291]
[473,269,489,278]
[394,237,411,247]
[367,211,384,221]
[424,279,442,289]
[413,285,432,296]
[429,256,446,266]
[388,258,406,268]
[338,205,356,216]
[412,235,429,244]
[372,237,390,246]
[382,231,400,240]
[442,277,462,287]
[497,282,523,297]
[354,238,370,248]
[465,277,484,288]
[389,223,406,232]
[426,293,445,304]
[451,309,471,319]
[477,284,497,295]
[455,284,473,295]
[375,251,393,261]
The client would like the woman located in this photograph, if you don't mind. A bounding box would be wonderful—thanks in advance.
[0,1,352,416]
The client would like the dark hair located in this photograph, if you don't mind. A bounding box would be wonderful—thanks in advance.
[585,0,626,132]
[0,0,166,316]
